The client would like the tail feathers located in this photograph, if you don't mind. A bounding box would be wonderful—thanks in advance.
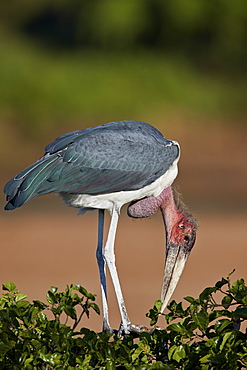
[4,159,45,200]
[4,154,61,210]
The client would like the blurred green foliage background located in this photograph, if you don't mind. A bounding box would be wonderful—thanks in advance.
[1,0,246,133]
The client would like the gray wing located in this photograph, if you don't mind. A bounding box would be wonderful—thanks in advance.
[4,121,179,210]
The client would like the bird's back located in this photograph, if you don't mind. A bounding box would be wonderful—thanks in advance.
[4,121,179,210]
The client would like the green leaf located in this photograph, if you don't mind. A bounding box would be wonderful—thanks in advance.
[200,353,211,364]
[64,305,76,319]
[242,295,247,304]
[192,310,209,331]
[184,296,196,304]
[131,345,143,361]
[146,300,163,326]
[89,302,100,315]
[168,344,186,362]
[214,319,232,334]
[219,331,235,351]
[146,310,159,326]
[167,323,185,334]
[33,300,48,310]
[227,269,236,278]
[222,294,233,308]
[50,286,58,294]
[153,300,162,312]
[16,300,30,309]
[2,282,17,292]
[228,279,247,301]
[15,293,28,302]
[30,306,41,321]
[76,285,94,299]
[199,287,217,302]
[233,306,247,319]
[46,290,57,305]
[215,278,228,289]
[208,310,218,322]
[106,359,116,370]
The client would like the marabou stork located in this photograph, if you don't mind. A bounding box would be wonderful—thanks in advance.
[4,120,196,334]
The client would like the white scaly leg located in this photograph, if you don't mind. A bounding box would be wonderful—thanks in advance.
[96,209,112,333]
[103,206,131,334]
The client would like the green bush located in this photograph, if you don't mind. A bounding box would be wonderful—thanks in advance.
[1,0,247,72]
[0,272,246,369]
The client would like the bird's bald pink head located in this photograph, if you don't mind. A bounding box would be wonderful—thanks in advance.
[127,186,197,313]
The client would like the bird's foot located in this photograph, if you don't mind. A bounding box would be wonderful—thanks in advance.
[117,322,149,337]
[102,321,115,334]
[128,323,149,334]
[103,321,159,336]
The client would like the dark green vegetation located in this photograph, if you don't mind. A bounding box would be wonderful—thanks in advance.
[0,272,246,369]
[2,0,247,72]
[1,30,246,139]
[0,0,247,143]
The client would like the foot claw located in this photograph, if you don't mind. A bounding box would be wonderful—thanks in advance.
[128,324,148,334]
[102,323,115,334]
[106,322,160,336]
[117,322,150,336]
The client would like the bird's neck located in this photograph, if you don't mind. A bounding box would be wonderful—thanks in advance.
[159,186,184,240]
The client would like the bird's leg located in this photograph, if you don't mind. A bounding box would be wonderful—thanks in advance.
[103,206,133,334]
[96,209,112,333]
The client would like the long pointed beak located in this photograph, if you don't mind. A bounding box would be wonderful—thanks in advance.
[160,242,191,312]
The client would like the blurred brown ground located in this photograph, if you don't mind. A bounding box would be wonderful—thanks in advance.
[1,123,247,332]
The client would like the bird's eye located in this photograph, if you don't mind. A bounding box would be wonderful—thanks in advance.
[184,235,190,242]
